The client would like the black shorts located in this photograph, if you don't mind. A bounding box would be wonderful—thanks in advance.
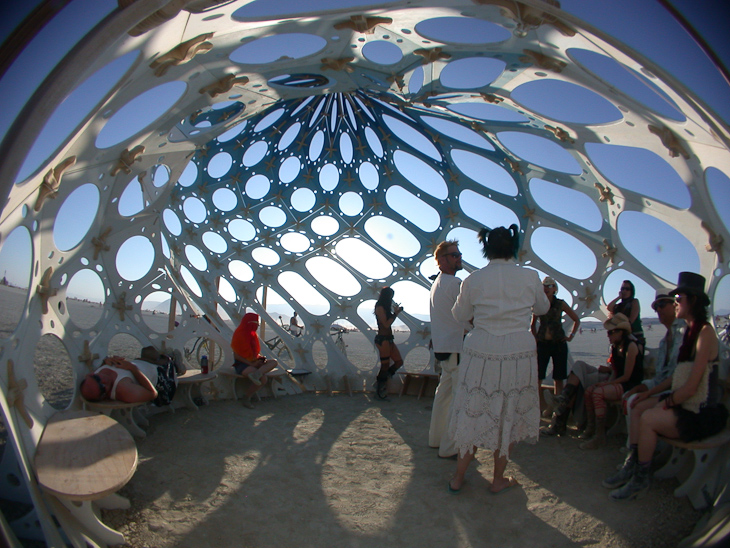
[536,340,568,381]
[374,334,394,346]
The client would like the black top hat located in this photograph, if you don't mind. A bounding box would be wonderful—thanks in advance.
[672,272,710,306]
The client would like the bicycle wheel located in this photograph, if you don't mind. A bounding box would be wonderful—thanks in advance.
[196,338,224,368]
[276,342,293,362]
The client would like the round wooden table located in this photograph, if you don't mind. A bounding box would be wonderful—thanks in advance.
[34,410,137,544]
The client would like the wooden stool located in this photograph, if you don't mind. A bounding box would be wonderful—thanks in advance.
[398,372,439,399]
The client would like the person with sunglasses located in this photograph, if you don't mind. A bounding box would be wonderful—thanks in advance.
[615,288,684,451]
[80,351,178,406]
[428,240,470,459]
[607,279,645,345]
[606,272,727,501]
[373,286,404,400]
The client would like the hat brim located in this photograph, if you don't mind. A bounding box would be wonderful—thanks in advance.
[671,286,711,306]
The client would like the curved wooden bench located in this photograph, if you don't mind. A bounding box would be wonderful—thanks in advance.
[34,410,138,546]
[655,428,730,510]
[174,369,218,410]
[81,397,149,438]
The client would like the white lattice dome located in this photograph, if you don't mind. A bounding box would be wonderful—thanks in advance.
[1,0,729,426]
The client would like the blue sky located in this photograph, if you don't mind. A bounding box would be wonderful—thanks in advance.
[0,0,729,317]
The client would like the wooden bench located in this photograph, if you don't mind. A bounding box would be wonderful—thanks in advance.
[398,372,439,399]
[220,366,292,400]
[174,369,217,410]
[34,410,138,546]
[81,398,149,438]
[655,428,730,510]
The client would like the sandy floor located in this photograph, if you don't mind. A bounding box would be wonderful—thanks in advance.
[102,393,699,548]
[0,285,702,547]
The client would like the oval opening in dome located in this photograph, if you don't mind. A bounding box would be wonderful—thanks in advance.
[259,206,287,228]
[415,16,510,44]
[16,50,139,183]
[228,218,256,241]
[202,231,228,254]
[497,131,582,174]
[585,142,690,208]
[278,271,330,315]
[96,81,187,148]
[531,227,596,280]
[706,167,730,236]
[311,215,339,236]
[119,176,145,217]
[568,48,685,122]
[529,178,603,231]
[243,140,268,167]
[617,210,699,282]
[67,269,105,328]
[393,150,448,199]
[54,183,100,251]
[178,160,198,187]
[0,227,32,326]
[339,192,364,216]
[212,187,237,211]
[278,122,301,151]
[229,260,254,282]
[279,156,301,184]
[440,57,506,89]
[208,152,233,178]
[364,216,420,258]
[163,208,182,235]
[362,40,403,65]
[336,238,393,279]
[386,186,440,232]
[359,162,379,190]
[382,115,441,162]
[280,232,311,253]
[183,196,207,224]
[391,280,430,317]
[306,257,362,297]
[116,235,154,281]
[458,190,519,229]
[252,247,280,266]
[291,187,316,212]
[180,265,202,297]
[450,150,517,196]
[230,33,327,64]
[511,79,622,125]
[246,174,270,200]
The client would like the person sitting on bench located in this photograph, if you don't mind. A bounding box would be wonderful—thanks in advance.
[231,312,279,408]
[80,347,183,406]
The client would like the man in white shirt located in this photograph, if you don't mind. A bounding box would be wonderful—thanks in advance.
[428,240,469,458]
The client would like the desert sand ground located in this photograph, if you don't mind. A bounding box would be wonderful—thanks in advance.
[0,284,703,547]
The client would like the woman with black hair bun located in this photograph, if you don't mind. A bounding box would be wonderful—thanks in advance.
[373,286,404,400]
[447,225,550,495]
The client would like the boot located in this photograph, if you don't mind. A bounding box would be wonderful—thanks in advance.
[374,373,389,400]
[579,412,596,440]
[540,408,569,436]
[579,418,606,450]
[609,461,651,501]
[553,383,577,416]
[603,448,637,489]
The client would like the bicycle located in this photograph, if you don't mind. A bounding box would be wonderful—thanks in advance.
[263,316,294,362]
[184,337,224,369]
[330,325,348,356]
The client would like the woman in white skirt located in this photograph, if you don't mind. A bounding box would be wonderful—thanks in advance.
[448,225,550,494]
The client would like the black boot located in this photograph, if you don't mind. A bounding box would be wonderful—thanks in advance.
[603,446,637,489]
[553,383,577,416]
[374,373,389,400]
[609,460,651,501]
[540,407,569,436]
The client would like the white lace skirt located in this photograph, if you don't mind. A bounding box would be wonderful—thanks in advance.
[449,328,540,456]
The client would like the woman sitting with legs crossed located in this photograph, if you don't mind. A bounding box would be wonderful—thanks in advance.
[231,312,279,409]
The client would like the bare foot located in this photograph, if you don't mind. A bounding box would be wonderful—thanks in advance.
[449,477,465,491]
[490,476,519,495]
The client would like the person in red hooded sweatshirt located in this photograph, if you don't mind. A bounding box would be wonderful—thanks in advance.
[231,312,279,408]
